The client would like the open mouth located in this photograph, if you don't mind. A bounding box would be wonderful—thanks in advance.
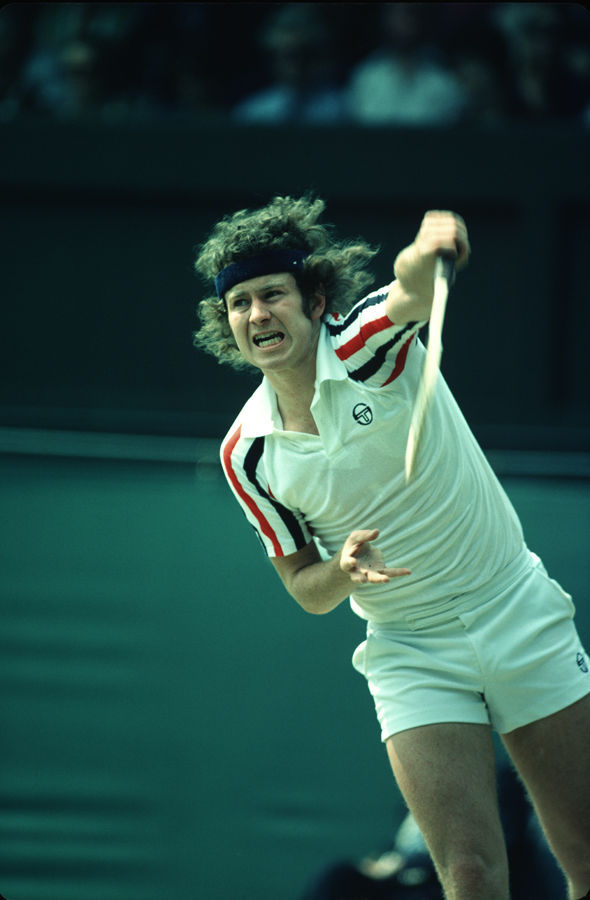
[253,331,285,349]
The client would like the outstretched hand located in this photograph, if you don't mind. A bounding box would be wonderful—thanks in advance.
[340,529,411,585]
[393,210,470,298]
[413,210,471,271]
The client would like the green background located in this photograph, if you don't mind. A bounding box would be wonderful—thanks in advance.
[1,449,588,900]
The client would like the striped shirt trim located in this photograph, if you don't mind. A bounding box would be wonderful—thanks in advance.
[222,426,283,556]
[326,292,421,386]
[222,426,308,557]
[381,332,415,386]
[349,321,418,384]
[334,314,393,361]
[243,438,309,553]
[325,291,388,337]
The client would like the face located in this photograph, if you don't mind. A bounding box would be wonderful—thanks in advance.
[225,272,325,376]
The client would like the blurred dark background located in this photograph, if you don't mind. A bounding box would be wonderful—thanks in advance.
[1,3,589,900]
[1,1,590,446]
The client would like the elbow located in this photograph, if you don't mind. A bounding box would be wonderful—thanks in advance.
[292,590,342,615]
[289,589,322,614]
[281,560,347,615]
[300,600,333,615]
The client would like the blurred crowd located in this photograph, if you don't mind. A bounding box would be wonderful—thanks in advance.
[1,2,590,128]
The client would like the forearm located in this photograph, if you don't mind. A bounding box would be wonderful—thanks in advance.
[388,247,435,324]
[393,241,436,301]
[273,529,410,615]
[286,551,352,615]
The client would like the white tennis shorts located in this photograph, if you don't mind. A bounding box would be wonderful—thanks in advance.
[352,556,590,741]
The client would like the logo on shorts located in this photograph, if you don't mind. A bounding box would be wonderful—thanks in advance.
[576,652,589,673]
[353,403,373,425]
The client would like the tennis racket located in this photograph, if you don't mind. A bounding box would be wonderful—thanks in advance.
[405,252,456,482]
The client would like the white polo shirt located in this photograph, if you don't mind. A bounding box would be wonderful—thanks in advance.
[221,286,531,626]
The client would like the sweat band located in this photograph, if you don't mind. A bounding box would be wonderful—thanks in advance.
[215,249,307,300]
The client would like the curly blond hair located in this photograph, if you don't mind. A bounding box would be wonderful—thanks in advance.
[193,194,379,371]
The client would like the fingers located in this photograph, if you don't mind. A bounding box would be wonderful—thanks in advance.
[351,566,412,585]
[381,566,412,578]
[342,528,380,562]
[340,529,410,584]
[350,568,412,584]
[348,528,380,546]
[417,210,470,270]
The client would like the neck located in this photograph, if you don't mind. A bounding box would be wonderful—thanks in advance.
[266,361,318,435]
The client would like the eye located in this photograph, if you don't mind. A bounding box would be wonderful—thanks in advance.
[230,297,249,310]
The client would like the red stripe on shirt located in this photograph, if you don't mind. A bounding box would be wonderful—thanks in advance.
[380,332,414,386]
[335,314,393,361]
[222,425,284,557]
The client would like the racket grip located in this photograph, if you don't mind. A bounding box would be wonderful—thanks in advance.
[435,251,456,287]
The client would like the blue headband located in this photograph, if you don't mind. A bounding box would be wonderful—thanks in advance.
[215,249,307,300]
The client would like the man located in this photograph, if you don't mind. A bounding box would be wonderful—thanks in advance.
[193,195,590,900]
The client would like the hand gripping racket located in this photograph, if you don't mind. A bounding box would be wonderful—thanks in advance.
[405,252,456,482]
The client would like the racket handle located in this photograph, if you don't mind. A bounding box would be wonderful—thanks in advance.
[435,251,456,287]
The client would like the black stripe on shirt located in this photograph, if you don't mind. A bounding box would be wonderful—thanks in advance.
[325,291,389,336]
[243,437,308,551]
[347,322,418,383]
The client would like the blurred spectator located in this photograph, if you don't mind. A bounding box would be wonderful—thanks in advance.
[4,2,590,128]
[124,4,227,119]
[561,3,590,127]
[346,3,467,126]
[171,6,224,117]
[493,2,589,123]
[0,6,31,121]
[19,3,142,120]
[232,3,348,124]
[446,15,514,127]
[21,33,131,121]
[55,37,121,120]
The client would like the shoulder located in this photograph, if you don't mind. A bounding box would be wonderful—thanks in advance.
[220,421,270,501]
[220,387,265,465]
[323,287,425,388]
[324,286,392,341]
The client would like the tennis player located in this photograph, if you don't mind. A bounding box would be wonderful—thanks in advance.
[194,195,590,900]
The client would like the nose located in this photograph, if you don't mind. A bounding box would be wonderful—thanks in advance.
[249,297,271,324]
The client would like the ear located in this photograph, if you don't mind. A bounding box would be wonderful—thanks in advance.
[310,288,326,320]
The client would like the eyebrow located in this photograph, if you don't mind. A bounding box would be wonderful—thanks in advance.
[226,279,288,302]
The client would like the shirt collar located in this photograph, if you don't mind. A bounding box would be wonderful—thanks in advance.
[314,322,349,385]
[239,323,347,438]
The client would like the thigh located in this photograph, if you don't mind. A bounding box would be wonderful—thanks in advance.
[386,722,506,870]
[502,694,590,871]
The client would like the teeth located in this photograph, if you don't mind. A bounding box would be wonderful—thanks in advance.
[254,332,283,347]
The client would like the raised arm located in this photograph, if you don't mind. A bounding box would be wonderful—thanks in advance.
[271,530,411,615]
[386,210,470,325]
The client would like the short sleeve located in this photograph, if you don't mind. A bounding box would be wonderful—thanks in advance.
[220,425,313,558]
[325,288,426,388]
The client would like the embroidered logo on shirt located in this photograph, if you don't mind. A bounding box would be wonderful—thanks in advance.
[576,652,589,673]
[353,403,373,425]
